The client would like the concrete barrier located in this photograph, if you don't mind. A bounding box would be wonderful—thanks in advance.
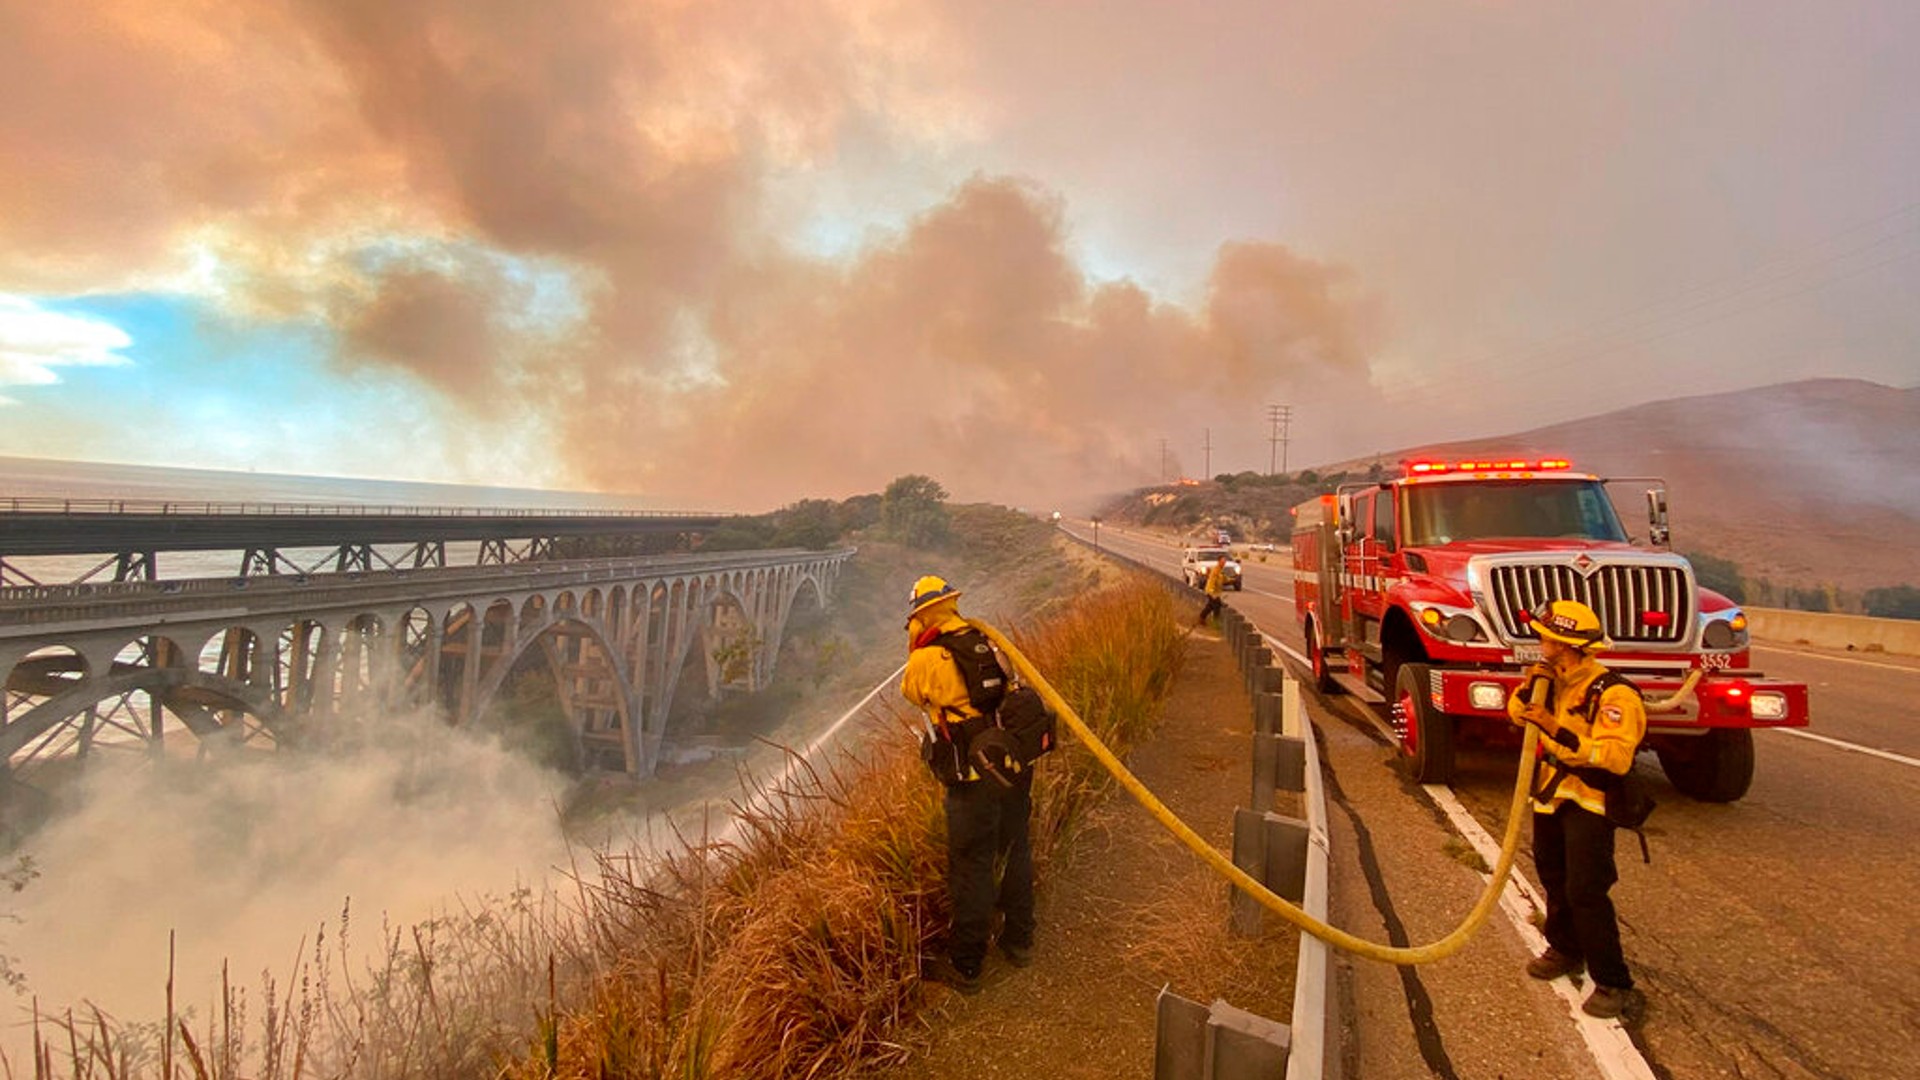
[1747,606,1920,657]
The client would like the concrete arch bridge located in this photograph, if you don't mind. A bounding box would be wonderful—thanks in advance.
[0,547,854,808]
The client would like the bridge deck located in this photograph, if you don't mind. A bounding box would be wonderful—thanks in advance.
[0,500,733,556]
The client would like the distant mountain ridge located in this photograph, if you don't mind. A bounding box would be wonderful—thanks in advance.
[1388,378,1918,596]
[1103,379,1917,603]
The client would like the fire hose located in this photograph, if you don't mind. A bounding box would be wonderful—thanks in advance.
[975,622,1699,966]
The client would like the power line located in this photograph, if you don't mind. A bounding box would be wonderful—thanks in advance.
[1267,404,1293,475]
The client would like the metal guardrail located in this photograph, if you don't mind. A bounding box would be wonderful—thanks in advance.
[1064,525,1336,1080]
[0,496,728,519]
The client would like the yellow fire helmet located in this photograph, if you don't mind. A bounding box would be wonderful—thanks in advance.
[907,575,962,624]
[1530,599,1613,651]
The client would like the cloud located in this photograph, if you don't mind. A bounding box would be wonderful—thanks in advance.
[0,296,133,405]
[0,0,1383,507]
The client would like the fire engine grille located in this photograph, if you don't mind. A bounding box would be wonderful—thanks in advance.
[1486,562,1693,645]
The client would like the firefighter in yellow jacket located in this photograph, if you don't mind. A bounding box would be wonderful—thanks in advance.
[1507,599,1646,1019]
[1195,555,1228,627]
[900,575,1035,994]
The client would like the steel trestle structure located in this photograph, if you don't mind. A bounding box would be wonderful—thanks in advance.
[0,548,853,801]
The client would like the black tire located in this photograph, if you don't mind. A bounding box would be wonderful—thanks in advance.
[1231,581,1243,591]
[1305,618,1341,694]
[1393,662,1455,784]
[1655,728,1754,803]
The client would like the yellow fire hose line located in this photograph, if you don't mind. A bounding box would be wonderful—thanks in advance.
[977,622,1538,966]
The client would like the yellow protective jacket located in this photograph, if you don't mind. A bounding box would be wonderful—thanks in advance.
[901,611,993,782]
[1506,656,1647,816]
[1204,563,1226,598]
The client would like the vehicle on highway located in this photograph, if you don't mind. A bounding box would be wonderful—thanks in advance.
[1291,458,1809,801]
[1181,546,1242,591]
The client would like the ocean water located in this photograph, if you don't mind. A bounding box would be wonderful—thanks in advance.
[0,454,654,512]
[0,456,667,584]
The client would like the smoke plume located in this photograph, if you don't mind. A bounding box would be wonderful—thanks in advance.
[0,0,1384,508]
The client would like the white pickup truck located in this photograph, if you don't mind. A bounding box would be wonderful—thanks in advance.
[1180,546,1242,591]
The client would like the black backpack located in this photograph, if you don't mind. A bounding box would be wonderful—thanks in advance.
[936,627,1009,717]
[920,626,1057,786]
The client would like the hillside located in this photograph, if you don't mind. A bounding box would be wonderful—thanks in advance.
[1099,379,1919,604]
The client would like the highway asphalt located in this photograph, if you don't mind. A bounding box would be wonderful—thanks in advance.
[1064,519,1918,1080]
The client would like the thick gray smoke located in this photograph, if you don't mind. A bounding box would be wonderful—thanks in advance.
[1,703,572,1059]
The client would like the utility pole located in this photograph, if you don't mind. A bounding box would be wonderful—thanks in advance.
[1203,428,1213,481]
[1160,438,1170,483]
[1267,404,1293,475]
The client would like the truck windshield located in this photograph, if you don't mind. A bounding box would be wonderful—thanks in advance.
[1402,480,1628,545]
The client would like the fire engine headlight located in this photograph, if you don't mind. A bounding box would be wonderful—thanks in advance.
[1750,691,1788,721]
[1469,682,1508,710]
[1701,617,1747,650]
[1415,605,1488,643]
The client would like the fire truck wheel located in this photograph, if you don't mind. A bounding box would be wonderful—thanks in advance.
[1393,662,1455,785]
[1654,728,1754,803]
[1306,620,1340,694]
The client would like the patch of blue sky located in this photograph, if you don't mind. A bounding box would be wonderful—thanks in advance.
[8,292,448,477]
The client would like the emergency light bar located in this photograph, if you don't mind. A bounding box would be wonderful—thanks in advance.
[1405,458,1572,476]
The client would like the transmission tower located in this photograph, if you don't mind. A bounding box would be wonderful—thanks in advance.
[1160,438,1170,483]
[1267,404,1294,475]
[1203,428,1214,480]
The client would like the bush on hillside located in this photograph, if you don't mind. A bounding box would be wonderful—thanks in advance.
[881,474,950,547]
[1863,584,1920,620]
[1683,550,1747,603]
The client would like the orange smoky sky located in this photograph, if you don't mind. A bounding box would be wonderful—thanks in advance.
[0,0,1383,509]
[3,1,1915,509]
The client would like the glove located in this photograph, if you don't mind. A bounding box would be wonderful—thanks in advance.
[1518,705,1560,737]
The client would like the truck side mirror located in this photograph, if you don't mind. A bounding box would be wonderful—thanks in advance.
[1646,488,1670,548]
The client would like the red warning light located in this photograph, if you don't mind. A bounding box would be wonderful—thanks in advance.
[1404,458,1575,477]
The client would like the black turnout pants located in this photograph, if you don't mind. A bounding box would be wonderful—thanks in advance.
[944,770,1035,975]
[1533,801,1632,989]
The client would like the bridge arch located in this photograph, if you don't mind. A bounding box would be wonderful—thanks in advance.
[471,614,639,773]
[2,547,852,783]
[1,666,287,769]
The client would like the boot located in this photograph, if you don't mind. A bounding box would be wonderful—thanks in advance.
[921,955,982,995]
[1583,984,1632,1019]
[1525,947,1583,981]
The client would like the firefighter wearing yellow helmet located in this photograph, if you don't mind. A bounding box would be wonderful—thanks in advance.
[1507,598,1646,1020]
[899,574,1035,994]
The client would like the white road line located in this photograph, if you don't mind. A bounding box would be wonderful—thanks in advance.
[1767,727,1920,769]
[1425,785,1659,1080]
[1265,637,1309,667]
[1750,643,1920,674]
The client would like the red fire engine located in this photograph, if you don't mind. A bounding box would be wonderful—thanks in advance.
[1291,458,1809,801]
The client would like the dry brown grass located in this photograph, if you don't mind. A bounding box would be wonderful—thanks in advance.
[14,572,1184,1080]
[510,574,1185,1080]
